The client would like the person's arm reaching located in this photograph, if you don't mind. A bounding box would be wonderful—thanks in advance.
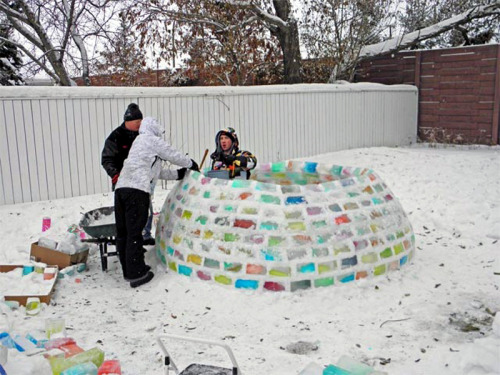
[154,138,192,168]
[101,136,120,178]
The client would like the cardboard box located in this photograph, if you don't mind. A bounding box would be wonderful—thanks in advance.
[30,242,89,270]
[0,265,58,306]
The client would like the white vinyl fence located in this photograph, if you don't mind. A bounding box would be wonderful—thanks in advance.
[0,83,417,205]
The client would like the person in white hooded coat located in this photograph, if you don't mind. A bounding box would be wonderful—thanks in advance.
[114,117,199,287]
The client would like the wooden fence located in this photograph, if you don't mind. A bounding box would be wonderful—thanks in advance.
[356,44,500,145]
[0,84,417,205]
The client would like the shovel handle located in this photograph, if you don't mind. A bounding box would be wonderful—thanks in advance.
[199,149,209,170]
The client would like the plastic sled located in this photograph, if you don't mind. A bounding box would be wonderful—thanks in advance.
[156,334,241,375]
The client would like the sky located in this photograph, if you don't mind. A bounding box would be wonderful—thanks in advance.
[0,144,499,375]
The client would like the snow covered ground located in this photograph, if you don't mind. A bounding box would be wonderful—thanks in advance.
[0,144,499,375]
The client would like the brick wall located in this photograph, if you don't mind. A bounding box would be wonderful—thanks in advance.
[356,44,500,145]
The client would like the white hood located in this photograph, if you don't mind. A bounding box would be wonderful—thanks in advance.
[139,117,163,137]
[115,117,192,194]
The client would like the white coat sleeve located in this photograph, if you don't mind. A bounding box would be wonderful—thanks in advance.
[159,168,179,181]
[154,137,192,168]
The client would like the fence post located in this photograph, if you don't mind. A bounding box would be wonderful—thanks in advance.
[414,52,422,139]
[492,45,500,145]
[414,52,422,88]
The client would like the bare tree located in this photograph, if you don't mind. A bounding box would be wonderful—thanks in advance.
[94,13,148,86]
[302,0,500,82]
[0,0,122,86]
[301,0,397,82]
[128,0,303,84]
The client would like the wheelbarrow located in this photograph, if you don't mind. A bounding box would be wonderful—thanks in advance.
[79,206,117,271]
[157,334,241,375]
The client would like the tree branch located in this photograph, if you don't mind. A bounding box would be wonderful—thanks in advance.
[0,1,30,23]
[225,0,287,28]
[5,16,44,51]
[147,7,226,30]
[360,1,500,57]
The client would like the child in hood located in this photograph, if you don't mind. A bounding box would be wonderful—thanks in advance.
[210,127,256,179]
[115,117,199,288]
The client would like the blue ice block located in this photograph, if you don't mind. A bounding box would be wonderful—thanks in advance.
[60,362,98,375]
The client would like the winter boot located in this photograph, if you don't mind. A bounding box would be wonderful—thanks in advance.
[130,271,154,288]
[125,265,151,282]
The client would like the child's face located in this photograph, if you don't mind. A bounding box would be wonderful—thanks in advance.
[220,134,233,151]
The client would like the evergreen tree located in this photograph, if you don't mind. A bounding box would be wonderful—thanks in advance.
[0,24,24,85]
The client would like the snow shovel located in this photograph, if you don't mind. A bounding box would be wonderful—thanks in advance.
[156,334,241,375]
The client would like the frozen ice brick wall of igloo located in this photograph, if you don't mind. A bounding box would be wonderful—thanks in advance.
[155,160,415,292]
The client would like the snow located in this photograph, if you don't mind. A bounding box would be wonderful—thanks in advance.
[85,212,115,226]
[0,269,54,296]
[0,144,499,374]
[0,82,415,100]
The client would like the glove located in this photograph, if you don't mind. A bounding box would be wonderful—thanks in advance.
[189,159,200,172]
[221,154,236,165]
[177,168,187,180]
[112,174,119,184]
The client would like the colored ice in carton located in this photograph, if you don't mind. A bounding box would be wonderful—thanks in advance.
[22,264,34,275]
[44,348,66,359]
[44,267,57,280]
[60,344,85,358]
[25,297,41,316]
[61,362,98,375]
[3,300,19,310]
[49,347,104,375]
[45,337,76,350]
[26,332,48,348]
[0,333,22,352]
[0,345,6,366]
[98,359,121,375]
[298,362,323,375]
[323,364,351,375]
[335,355,387,375]
[12,335,38,353]
[46,318,66,339]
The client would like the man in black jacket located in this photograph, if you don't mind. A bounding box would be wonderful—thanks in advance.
[101,103,155,245]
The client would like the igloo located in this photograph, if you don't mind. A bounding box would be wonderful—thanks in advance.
[155,160,415,292]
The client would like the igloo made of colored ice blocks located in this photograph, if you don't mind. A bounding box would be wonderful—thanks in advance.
[155,160,415,292]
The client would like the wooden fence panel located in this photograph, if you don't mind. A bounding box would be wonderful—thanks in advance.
[356,44,500,144]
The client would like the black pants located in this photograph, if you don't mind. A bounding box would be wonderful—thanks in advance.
[114,188,150,279]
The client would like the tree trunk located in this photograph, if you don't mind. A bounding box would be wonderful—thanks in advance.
[52,61,73,86]
[272,0,302,84]
[63,0,89,86]
[7,0,74,86]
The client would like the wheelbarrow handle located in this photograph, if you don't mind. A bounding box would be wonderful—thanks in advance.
[156,334,241,375]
